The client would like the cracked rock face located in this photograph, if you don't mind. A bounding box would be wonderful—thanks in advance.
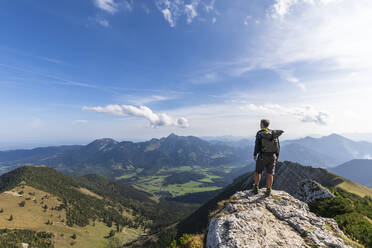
[295,179,335,203]
[206,190,353,248]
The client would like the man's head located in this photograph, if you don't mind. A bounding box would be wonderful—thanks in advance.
[260,119,270,129]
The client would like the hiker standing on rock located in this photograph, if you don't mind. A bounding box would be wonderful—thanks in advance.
[252,119,284,196]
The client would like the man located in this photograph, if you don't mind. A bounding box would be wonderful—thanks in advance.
[252,119,283,196]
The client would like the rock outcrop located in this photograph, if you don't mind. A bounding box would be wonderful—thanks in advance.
[207,189,355,248]
[295,179,335,203]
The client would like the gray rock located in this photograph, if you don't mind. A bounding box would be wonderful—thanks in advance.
[295,179,334,203]
[206,190,355,248]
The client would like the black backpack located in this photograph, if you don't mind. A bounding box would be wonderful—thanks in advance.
[260,129,284,153]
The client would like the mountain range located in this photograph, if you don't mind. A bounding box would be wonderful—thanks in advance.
[330,159,372,188]
[205,133,372,168]
[0,134,247,178]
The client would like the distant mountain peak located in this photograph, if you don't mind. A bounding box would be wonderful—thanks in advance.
[86,138,118,151]
[88,138,118,145]
[167,133,178,138]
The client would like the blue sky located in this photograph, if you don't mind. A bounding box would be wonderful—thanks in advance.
[1,0,372,148]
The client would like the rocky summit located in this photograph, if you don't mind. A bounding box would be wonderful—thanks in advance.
[206,189,355,248]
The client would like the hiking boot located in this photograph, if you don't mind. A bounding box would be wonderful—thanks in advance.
[265,188,272,197]
[252,184,259,194]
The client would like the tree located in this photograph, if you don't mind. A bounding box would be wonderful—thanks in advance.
[71,233,77,240]
[8,214,13,221]
[108,230,115,238]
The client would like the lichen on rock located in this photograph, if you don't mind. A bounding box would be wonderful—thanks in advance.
[206,189,356,248]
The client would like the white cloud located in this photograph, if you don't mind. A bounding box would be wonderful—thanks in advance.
[277,69,307,91]
[156,0,207,27]
[94,0,118,14]
[119,94,177,105]
[161,8,175,27]
[363,154,372,159]
[94,0,132,14]
[212,17,216,23]
[96,17,110,27]
[271,0,338,18]
[259,0,372,71]
[204,0,216,13]
[185,1,199,24]
[83,105,189,128]
[287,77,306,91]
[244,104,330,125]
[244,16,251,25]
[40,57,64,64]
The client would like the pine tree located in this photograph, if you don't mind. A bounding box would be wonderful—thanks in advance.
[109,230,115,238]
[8,214,13,221]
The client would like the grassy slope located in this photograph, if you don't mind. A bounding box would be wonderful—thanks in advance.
[337,179,372,198]
[0,185,144,248]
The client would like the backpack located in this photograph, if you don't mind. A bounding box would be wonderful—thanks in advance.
[260,129,284,153]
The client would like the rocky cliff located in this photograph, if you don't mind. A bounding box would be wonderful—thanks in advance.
[206,189,357,248]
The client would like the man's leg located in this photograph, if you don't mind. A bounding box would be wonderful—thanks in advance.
[266,173,273,189]
[265,154,276,196]
[254,172,261,186]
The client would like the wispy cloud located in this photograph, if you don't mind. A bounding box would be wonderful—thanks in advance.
[0,63,98,89]
[94,0,132,14]
[94,0,119,14]
[39,57,64,64]
[244,104,330,125]
[161,8,175,27]
[261,0,372,70]
[118,94,177,105]
[271,0,338,18]
[96,17,110,27]
[155,0,218,27]
[185,1,199,24]
[83,104,189,128]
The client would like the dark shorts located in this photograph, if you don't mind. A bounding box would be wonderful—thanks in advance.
[255,153,276,175]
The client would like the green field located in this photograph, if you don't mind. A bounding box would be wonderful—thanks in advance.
[118,164,244,197]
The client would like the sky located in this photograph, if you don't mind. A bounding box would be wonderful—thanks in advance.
[1,0,372,148]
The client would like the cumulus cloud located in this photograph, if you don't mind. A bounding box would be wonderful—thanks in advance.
[244,104,330,125]
[83,104,189,128]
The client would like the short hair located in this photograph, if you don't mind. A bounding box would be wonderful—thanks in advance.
[261,119,270,128]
